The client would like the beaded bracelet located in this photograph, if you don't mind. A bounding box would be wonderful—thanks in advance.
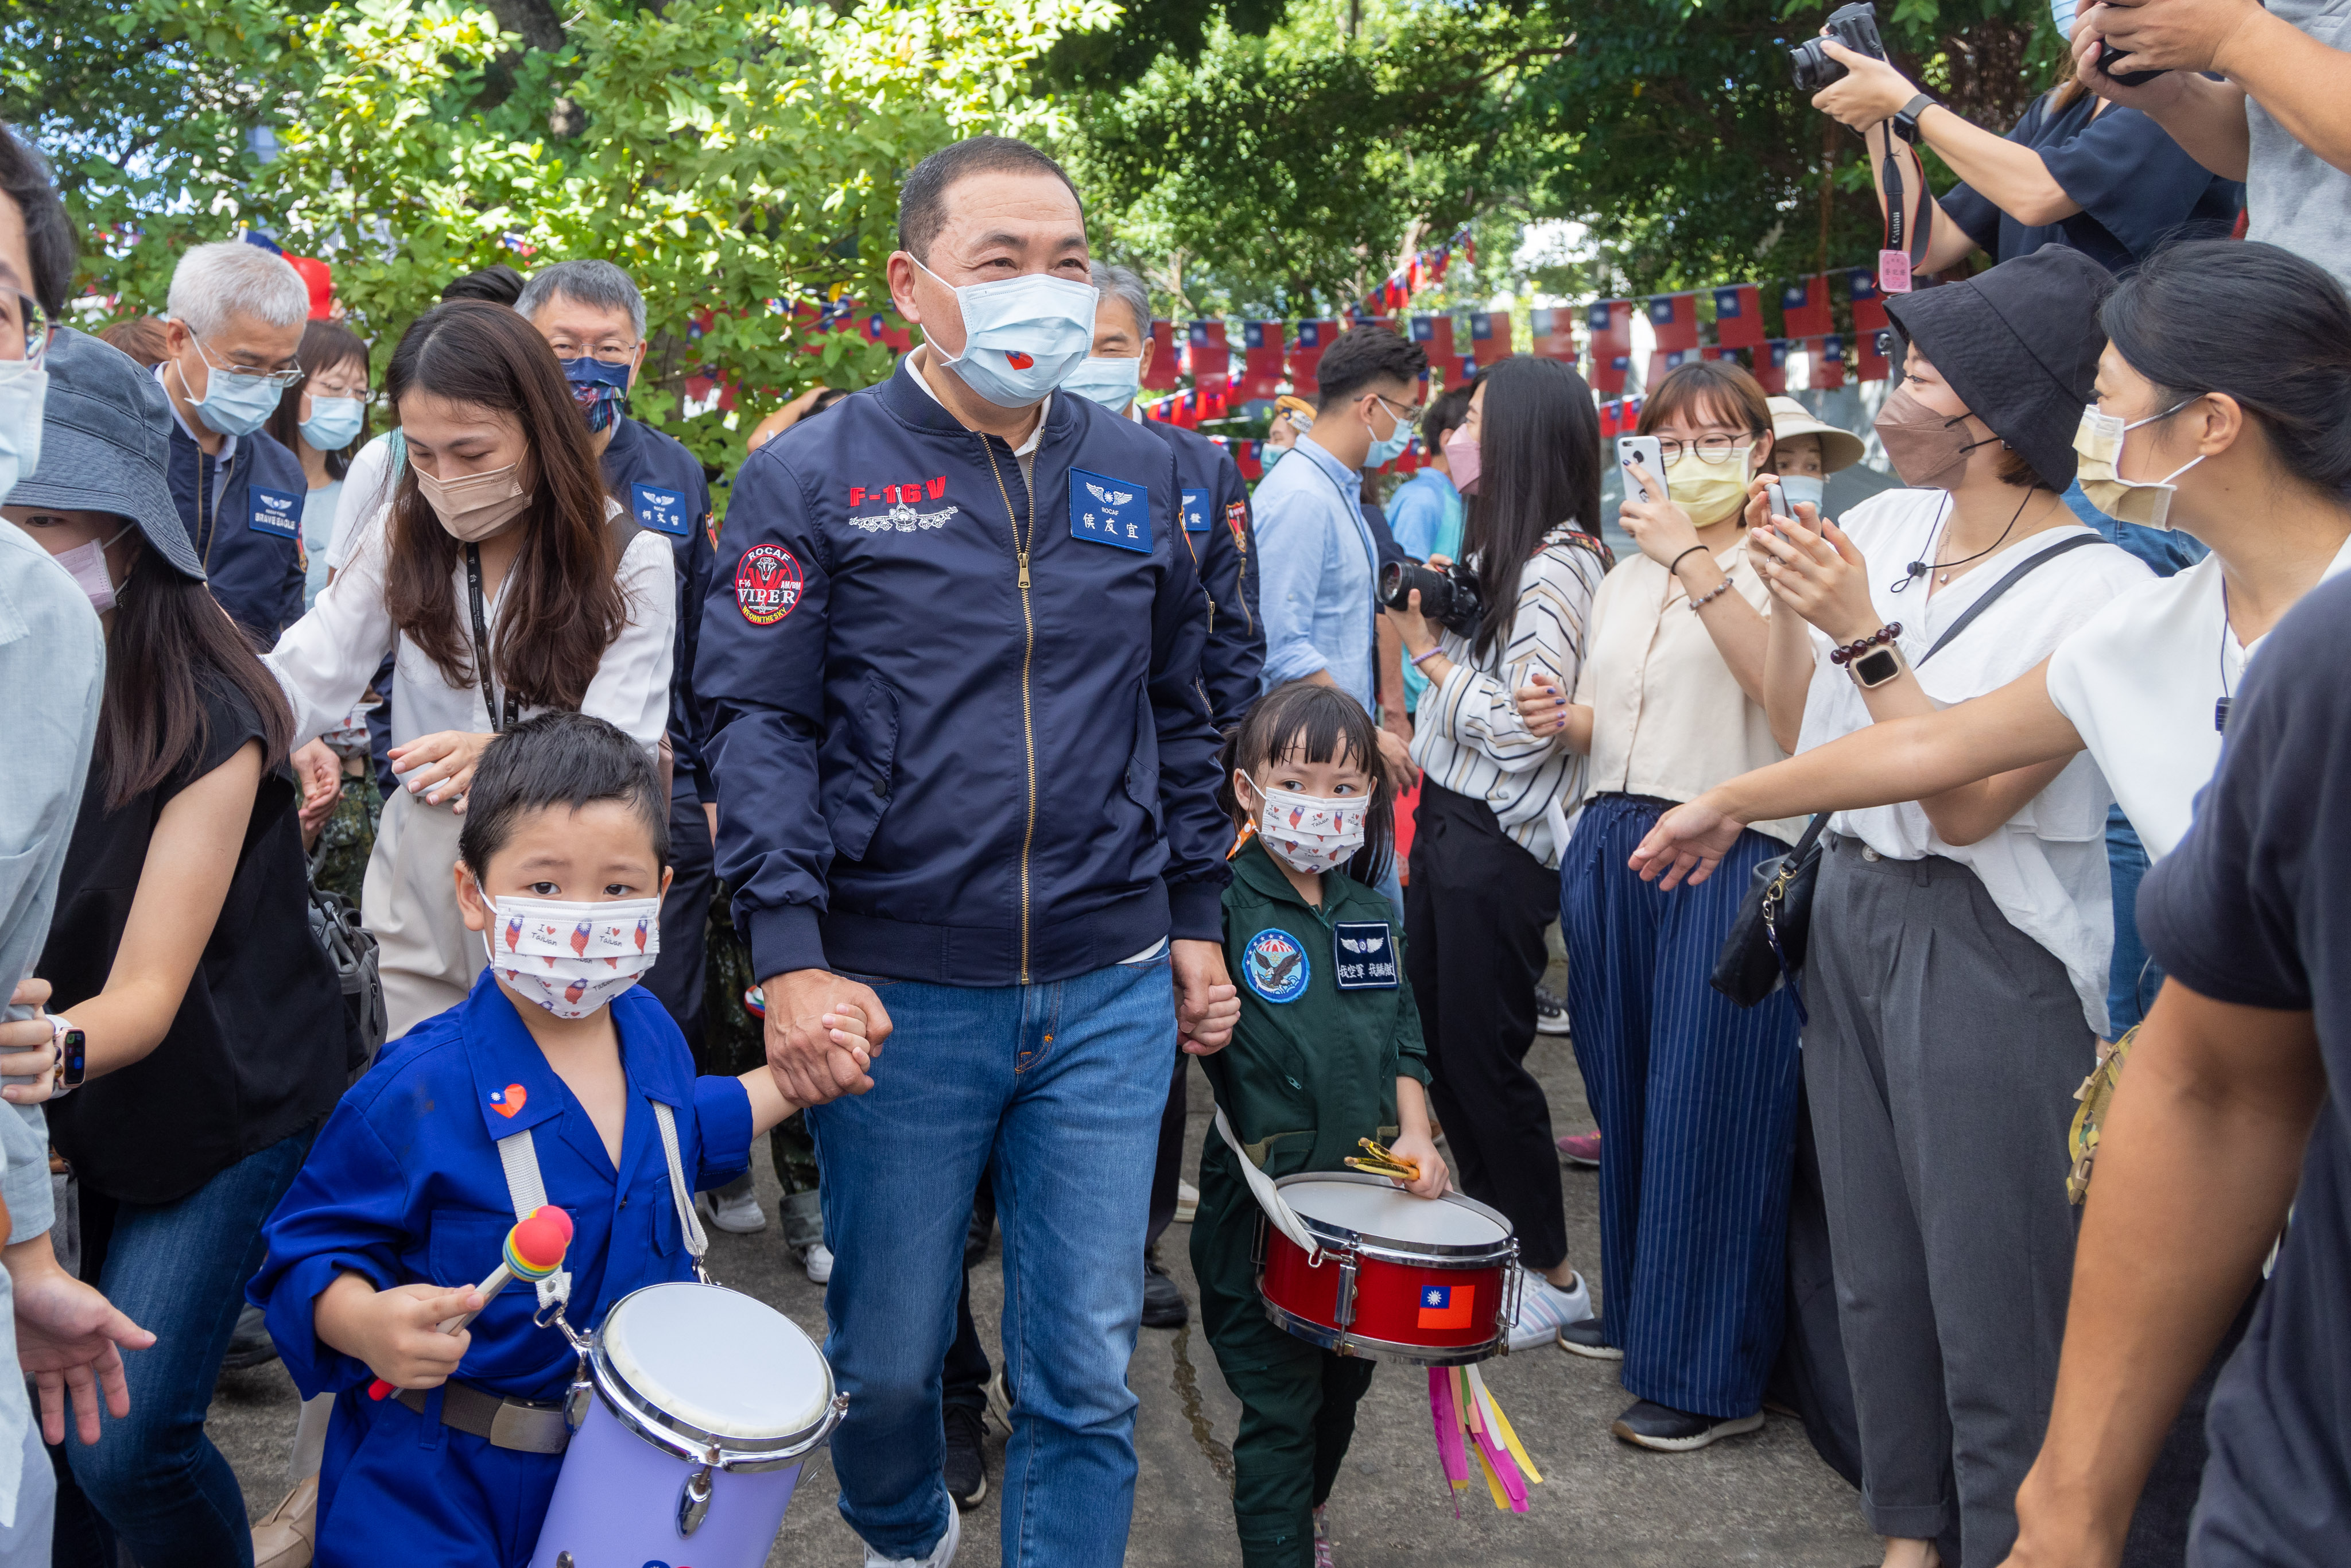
[1687,579,1735,614]
[1827,623,1903,666]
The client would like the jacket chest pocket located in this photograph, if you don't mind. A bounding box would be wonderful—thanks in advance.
[826,673,901,863]
[426,1207,557,1375]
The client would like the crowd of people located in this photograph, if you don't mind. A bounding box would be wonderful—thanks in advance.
[0,0,2345,1565]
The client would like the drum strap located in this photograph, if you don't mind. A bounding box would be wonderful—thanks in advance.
[494,1100,713,1309]
[1212,1107,1323,1264]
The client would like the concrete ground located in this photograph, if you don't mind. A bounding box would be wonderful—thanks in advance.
[209,971,1876,1567]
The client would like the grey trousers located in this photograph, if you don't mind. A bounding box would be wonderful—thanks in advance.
[1806,836,2090,1566]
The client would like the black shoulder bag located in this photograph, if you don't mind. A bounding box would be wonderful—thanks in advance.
[1708,532,2103,1015]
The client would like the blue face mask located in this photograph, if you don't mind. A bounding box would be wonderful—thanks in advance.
[0,360,47,503]
[1261,444,1287,472]
[1364,399,1414,469]
[914,257,1098,410]
[2051,0,2076,37]
[560,357,631,434]
[180,335,285,438]
[1060,354,1142,410]
[300,395,364,453]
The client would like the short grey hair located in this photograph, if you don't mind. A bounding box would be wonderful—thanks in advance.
[166,241,310,338]
[1089,262,1151,343]
[515,259,647,340]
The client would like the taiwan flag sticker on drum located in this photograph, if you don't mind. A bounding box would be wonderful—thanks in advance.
[735,544,804,626]
[1418,1283,1474,1329]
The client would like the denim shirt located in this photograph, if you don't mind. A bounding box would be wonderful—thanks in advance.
[1253,435,1380,712]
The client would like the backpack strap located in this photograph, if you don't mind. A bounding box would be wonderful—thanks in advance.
[492,1096,714,1306]
[1919,533,2103,666]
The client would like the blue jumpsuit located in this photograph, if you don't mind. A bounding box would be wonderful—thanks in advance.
[249,973,752,1567]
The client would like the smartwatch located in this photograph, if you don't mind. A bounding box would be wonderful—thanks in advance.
[49,1015,85,1096]
[1892,94,1937,146]
[1850,643,1905,690]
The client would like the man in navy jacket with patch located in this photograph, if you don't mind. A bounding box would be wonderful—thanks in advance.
[153,240,312,643]
[696,137,1239,1568]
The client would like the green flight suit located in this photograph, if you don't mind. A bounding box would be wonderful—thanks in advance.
[1190,839,1429,1567]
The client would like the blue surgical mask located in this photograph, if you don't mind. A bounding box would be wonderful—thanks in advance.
[0,359,47,503]
[300,395,364,453]
[914,257,1097,409]
[560,357,631,434]
[180,335,286,438]
[1261,444,1288,472]
[1365,406,1413,470]
[1061,354,1142,410]
[2051,0,2076,37]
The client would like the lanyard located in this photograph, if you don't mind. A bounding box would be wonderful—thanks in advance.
[1876,133,1935,293]
[464,542,520,734]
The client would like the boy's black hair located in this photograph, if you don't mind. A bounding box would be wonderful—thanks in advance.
[1312,325,1429,413]
[1216,681,1395,889]
[457,711,670,874]
[1419,381,1473,449]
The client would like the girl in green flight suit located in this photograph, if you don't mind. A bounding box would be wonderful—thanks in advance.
[1193,681,1450,1568]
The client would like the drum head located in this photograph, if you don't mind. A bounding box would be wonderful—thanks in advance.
[1279,1176,1510,1248]
[603,1283,832,1441]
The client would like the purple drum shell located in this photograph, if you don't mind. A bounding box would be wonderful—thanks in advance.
[526,1397,802,1568]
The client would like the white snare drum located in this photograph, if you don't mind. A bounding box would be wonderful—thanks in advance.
[528,1282,845,1568]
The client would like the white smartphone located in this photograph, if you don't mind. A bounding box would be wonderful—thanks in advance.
[1766,480,1790,523]
[1617,436,1665,504]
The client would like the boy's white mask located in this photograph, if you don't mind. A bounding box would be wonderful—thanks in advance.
[482,894,662,1019]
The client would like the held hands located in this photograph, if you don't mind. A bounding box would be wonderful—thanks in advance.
[1515,669,1571,738]
[389,730,497,812]
[1625,795,1749,891]
[1743,489,1877,640]
[1174,939,1240,1057]
[0,977,60,1105]
[762,969,891,1104]
[1618,462,1705,567]
[8,1240,155,1445]
[1809,38,1921,129]
[1385,1128,1451,1200]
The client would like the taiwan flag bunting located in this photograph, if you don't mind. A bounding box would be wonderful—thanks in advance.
[1813,335,1847,391]
[1647,346,1700,388]
[1590,350,1631,397]
[1848,268,1889,335]
[1184,321,1229,379]
[1587,299,1634,354]
[1712,285,1765,349]
[1780,275,1833,339]
[1756,339,1791,396]
[1648,293,1699,352]
[1290,320,1337,394]
[1197,373,1231,420]
[1240,321,1285,399]
[1598,400,1623,438]
[1410,314,1456,367]
[1236,438,1264,480]
[1701,345,1740,363]
[1468,311,1511,365]
[1529,308,1577,362]
[1856,325,1890,382]
[1145,321,1180,390]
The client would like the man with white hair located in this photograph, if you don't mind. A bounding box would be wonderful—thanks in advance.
[156,239,311,642]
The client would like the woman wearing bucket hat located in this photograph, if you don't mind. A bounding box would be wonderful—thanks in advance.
[1621,238,2351,1565]
[2,325,348,1566]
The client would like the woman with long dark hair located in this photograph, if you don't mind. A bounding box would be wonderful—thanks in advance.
[1383,353,1609,1354]
[272,300,674,1033]
[2,327,347,1565]
[265,319,371,608]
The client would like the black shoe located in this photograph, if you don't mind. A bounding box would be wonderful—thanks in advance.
[944,1403,988,1510]
[220,1304,279,1371]
[1141,1249,1187,1329]
[1534,984,1572,1037]
[1558,1317,1623,1361]
[1608,1399,1764,1451]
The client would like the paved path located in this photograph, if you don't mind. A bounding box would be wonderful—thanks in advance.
[210,1008,1877,1567]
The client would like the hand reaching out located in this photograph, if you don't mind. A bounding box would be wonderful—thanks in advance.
[8,1237,154,1445]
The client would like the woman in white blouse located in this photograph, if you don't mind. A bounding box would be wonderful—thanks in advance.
[1384,354,1609,1353]
[273,300,673,1033]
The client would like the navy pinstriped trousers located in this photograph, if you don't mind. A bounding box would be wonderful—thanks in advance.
[1560,793,1803,1420]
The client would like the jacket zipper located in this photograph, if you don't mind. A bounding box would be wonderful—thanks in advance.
[980,438,1038,984]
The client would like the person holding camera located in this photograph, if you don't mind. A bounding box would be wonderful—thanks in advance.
[1802,4,2240,278]
[1384,355,1609,1354]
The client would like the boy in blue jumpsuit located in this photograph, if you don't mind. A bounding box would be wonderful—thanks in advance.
[249,712,853,1566]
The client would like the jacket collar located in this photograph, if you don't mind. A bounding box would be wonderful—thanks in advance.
[1231,835,1321,913]
[876,348,1074,452]
[460,970,692,1149]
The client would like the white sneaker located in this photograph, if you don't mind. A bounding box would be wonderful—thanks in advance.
[861,1499,960,1567]
[1506,1268,1592,1352]
[1174,1178,1199,1224]
[802,1242,835,1284]
[700,1186,767,1235]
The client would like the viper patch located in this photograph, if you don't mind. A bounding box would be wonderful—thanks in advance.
[734,544,803,625]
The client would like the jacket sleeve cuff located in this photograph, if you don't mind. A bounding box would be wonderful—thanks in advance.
[690,1076,754,1192]
[746,902,829,984]
[260,1252,396,1399]
[1166,878,1227,944]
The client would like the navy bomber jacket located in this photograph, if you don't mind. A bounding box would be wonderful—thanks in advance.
[602,415,717,801]
[697,355,1231,989]
[166,417,308,645]
[1143,417,1262,730]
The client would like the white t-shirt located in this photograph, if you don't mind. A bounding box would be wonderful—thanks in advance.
[1794,489,2152,1034]
[2047,529,2351,862]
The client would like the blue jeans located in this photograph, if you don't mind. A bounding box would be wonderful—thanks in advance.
[53,1128,315,1568]
[809,956,1172,1565]
[2105,807,2165,1036]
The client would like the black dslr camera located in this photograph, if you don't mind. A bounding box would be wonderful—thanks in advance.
[1379,558,1484,636]
[1790,1,1887,91]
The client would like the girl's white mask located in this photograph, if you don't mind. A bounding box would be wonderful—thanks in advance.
[1244,774,1367,875]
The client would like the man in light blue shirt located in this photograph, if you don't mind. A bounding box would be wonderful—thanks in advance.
[1387,383,1473,717]
[1253,325,1426,750]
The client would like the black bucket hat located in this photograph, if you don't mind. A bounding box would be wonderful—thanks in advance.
[1883,245,2115,493]
[11,326,205,581]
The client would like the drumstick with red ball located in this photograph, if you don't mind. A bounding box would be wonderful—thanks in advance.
[365,1205,573,1400]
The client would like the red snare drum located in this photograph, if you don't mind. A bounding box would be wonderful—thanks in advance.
[1256,1172,1519,1364]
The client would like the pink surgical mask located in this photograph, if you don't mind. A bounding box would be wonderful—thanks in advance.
[1443,425,1481,495]
[54,525,134,614]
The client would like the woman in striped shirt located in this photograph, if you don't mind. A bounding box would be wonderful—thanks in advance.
[1385,353,1610,1357]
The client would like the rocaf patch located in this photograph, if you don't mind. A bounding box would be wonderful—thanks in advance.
[734,543,803,626]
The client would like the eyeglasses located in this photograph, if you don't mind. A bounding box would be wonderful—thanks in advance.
[1371,393,1425,424]
[1653,433,1752,464]
[546,339,640,365]
[309,384,377,405]
[191,331,305,389]
[0,293,54,369]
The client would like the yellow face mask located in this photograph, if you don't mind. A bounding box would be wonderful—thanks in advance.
[2072,401,2201,530]
[1663,443,1753,526]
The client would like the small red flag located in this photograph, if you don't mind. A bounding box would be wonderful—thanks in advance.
[1780,276,1833,340]
[1238,322,1285,399]
[1184,321,1229,379]
[1144,321,1180,390]
[1529,308,1577,362]
[1289,320,1337,395]
[1812,336,1847,391]
[1410,315,1456,367]
[1755,340,1791,397]
[1646,346,1700,389]
[1848,269,1889,336]
[1711,285,1765,350]
[1647,294,1698,353]
[1468,312,1511,366]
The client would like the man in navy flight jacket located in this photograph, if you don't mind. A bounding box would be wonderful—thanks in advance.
[696,135,1239,1568]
